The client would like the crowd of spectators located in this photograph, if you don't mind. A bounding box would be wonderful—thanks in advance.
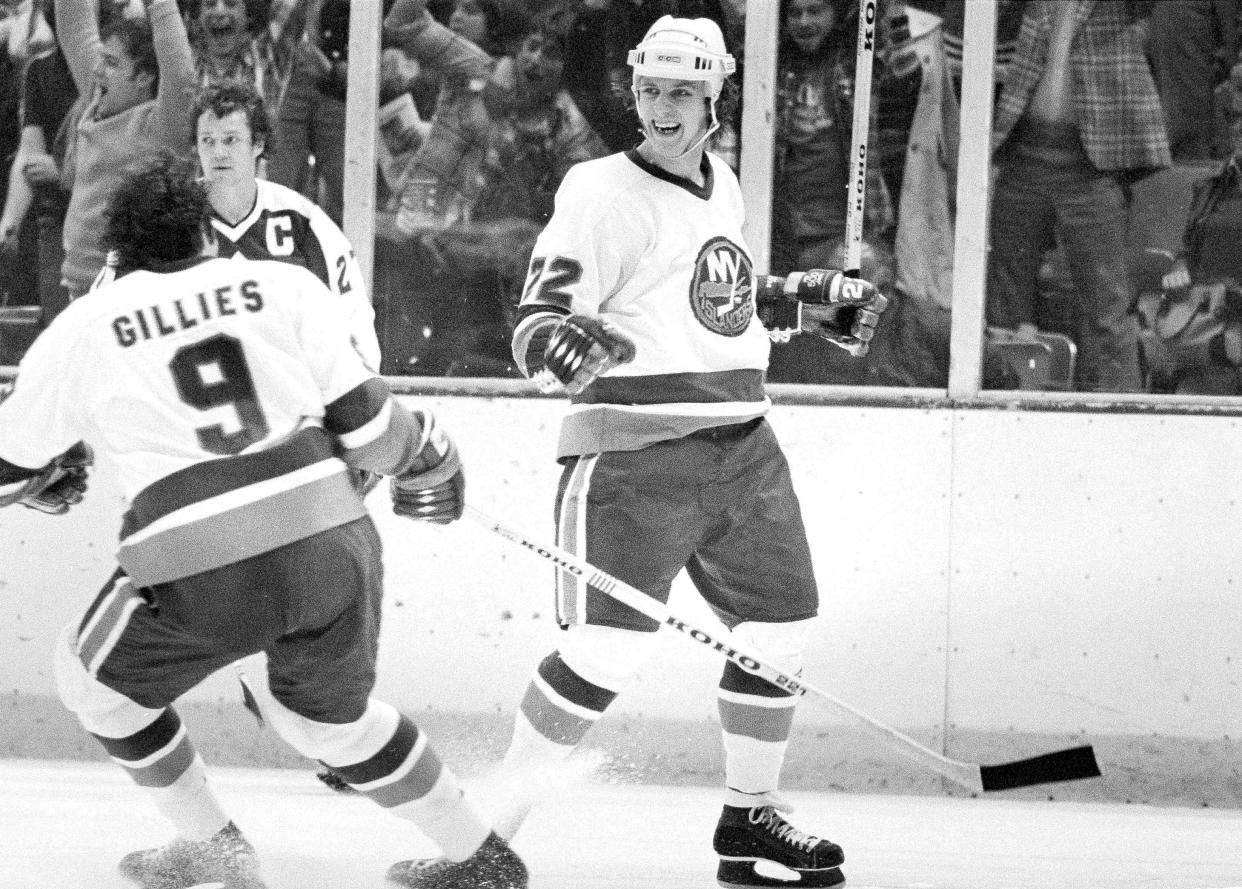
[3,0,1242,393]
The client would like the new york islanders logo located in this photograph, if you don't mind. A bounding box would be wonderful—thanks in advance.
[689,237,753,337]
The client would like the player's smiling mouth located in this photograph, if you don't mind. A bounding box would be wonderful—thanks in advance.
[652,122,681,136]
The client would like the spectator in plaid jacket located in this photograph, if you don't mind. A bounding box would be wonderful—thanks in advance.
[986,0,1170,393]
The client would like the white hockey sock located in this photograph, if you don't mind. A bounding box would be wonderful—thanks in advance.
[503,710,579,770]
[146,753,231,842]
[389,766,490,861]
[720,732,791,803]
[486,711,581,842]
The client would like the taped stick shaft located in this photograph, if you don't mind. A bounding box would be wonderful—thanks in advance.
[844,0,878,275]
[464,504,985,792]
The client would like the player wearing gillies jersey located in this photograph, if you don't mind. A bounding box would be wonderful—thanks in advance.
[488,16,886,889]
[0,154,525,889]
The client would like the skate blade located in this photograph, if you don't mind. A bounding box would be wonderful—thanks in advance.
[718,859,846,888]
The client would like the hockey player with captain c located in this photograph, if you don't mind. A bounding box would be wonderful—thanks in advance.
[482,15,887,889]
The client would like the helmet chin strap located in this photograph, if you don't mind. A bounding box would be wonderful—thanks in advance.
[637,97,720,162]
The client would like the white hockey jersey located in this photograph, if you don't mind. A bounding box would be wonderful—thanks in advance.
[518,149,771,457]
[0,256,394,586]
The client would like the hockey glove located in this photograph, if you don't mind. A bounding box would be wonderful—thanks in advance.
[755,270,888,355]
[802,289,889,357]
[540,314,637,395]
[789,270,888,357]
[391,409,465,524]
[0,441,94,515]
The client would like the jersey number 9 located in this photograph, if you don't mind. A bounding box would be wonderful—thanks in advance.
[170,333,270,455]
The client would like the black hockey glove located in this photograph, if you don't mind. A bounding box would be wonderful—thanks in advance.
[391,409,465,524]
[802,283,889,357]
[540,314,637,395]
[758,270,889,356]
[0,441,94,515]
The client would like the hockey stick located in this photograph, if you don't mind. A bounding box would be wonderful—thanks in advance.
[843,0,877,278]
[464,504,1101,794]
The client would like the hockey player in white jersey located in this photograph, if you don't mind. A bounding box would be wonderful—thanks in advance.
[489,15,887,889]
[0,154,524,889]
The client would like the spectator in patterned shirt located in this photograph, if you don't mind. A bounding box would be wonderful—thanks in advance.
[986,0,1170,393]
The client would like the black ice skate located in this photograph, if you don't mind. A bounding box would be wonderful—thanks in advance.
[713,804,845,889]
[118,821,265,889]
[386,831,527,889]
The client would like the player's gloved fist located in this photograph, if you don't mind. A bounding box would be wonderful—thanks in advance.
[391,409,465,524]
[0,441,94,515]
[541,314,637,395]
[803,287,890,357]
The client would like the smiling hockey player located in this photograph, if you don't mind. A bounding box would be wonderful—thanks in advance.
[460,14,884,889]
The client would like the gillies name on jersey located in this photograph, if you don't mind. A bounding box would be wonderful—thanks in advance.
[111,278,265,347]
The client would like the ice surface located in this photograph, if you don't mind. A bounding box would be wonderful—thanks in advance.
[2,759,1240,889]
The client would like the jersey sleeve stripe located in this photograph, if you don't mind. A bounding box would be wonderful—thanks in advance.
[324,378,391,436]
[511,310,566,378]
[335,398,393,451]
[338,399,424,477]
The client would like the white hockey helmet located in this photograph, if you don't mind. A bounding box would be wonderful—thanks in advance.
[627,15,736,101]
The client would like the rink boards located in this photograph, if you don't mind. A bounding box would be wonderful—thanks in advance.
[2,395,1239,806]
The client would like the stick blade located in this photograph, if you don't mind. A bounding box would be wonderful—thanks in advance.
[979,744,1101,792]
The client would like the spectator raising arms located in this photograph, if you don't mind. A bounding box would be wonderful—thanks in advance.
[182,0,301,118]
[56,0,196,298]
[379,0,609,376]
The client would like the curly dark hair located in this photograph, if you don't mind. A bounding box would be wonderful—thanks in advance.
[99,15,160,87]
[191,79,272,158]
[105,152,212,271]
